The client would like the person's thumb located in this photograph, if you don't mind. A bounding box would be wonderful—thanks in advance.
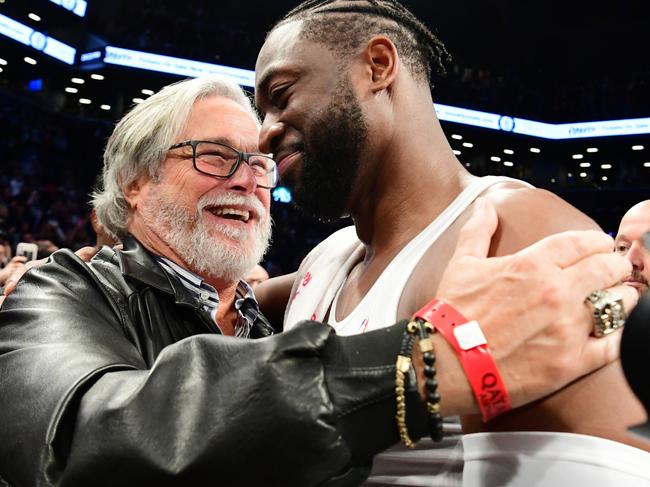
[449,197,498,261]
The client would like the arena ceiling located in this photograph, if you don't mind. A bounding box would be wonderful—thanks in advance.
[0,0,647,121]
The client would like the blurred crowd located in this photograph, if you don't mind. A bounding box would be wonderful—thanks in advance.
[0,95,110,255]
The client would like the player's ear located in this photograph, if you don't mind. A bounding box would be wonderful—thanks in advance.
[362,35,399,93]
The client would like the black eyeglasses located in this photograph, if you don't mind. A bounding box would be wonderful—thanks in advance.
[168,140,279,189]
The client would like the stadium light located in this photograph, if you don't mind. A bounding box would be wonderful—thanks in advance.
[0,13,76,64]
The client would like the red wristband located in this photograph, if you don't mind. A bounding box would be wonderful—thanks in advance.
[414,299,512,421]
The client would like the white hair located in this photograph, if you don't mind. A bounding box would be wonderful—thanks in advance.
[92,75,258,239]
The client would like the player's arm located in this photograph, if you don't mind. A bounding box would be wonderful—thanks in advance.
[253,272,296,329]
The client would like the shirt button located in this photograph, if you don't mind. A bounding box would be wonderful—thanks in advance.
[200,291,210,301]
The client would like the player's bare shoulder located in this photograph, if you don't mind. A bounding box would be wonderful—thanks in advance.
[481,183,600,257]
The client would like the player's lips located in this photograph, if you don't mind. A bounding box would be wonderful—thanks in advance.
[276,150,303,175]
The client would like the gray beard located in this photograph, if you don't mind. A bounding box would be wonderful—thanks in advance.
[140,186,272,284]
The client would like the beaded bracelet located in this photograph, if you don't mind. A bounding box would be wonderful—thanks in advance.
[414,317,444,442]
[395,321,418,448]
[395,320,444,448]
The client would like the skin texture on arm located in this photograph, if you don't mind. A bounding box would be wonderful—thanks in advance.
[253,272,296,328]
[407,186,648,449]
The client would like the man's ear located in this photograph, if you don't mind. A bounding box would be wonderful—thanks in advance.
[363,36,399,93]
[123,174,150,210]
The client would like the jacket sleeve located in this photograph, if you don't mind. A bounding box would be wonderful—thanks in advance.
[0,250,426,487]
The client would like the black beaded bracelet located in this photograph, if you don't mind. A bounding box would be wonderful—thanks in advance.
[414,317,444,443]
[395,319,444,448]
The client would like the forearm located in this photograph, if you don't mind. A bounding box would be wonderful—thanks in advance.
[254,272,296,328]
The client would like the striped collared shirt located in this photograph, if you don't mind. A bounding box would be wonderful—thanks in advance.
[155,256,260,338]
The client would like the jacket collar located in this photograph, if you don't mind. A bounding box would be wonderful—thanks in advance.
[118,236,200,309]
[116,236,277,336]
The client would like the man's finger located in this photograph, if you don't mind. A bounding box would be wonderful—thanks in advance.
[4,278,17,295]
[10,255,28,264]
[562,252,633,297]
[519,230,615,269]
[579,331,622,375]
[449,197,498,261]
[3,263,33,296]
[75,246,100,262]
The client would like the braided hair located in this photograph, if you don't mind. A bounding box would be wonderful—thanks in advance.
[271,0,451,85]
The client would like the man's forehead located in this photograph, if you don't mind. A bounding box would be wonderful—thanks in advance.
[258,22,302,63]
[182,97,260,150]
[256,22,310,84]
[618,213,650,241]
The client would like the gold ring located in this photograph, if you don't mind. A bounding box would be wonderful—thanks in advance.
[586,290,625,337]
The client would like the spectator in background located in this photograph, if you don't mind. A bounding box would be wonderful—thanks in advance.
[616,199,650,296]
[35,240,59,259]
[0,239,9,267]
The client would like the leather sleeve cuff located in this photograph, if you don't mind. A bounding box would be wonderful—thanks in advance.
[320,320,428,465]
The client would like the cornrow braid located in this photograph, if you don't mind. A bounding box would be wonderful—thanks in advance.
[274,0,451,84]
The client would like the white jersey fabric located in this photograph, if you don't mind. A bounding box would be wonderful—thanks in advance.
[285,176,525,486]
[284,176,522,332]
[462,432,650,487]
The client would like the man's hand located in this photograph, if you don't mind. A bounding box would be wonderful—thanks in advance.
[0,255,28,287]
[433,197,637,415]
[0,247,100,308]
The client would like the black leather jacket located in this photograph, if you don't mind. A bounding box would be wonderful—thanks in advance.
[0,237,426,486]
